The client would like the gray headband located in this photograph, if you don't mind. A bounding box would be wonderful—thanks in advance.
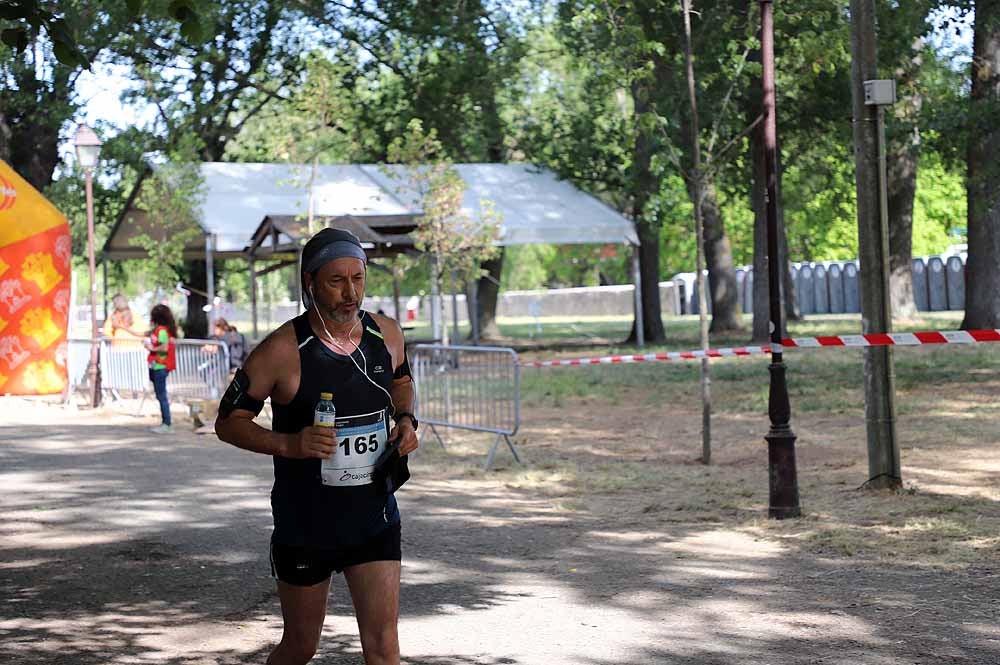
[302,240,368,275]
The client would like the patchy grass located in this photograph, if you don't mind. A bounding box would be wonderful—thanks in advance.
[416,311,1000,570]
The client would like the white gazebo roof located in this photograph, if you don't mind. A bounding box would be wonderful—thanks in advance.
[361,163,639,247]
[198,163,411,254]
[105,162,638,258]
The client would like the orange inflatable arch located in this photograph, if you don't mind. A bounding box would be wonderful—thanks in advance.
[0,160,72,395]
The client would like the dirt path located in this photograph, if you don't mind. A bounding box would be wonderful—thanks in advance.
[1,399,998,664]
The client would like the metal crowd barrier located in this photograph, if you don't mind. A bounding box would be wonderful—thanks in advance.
[411,344,521,469]
[169,338,231,401]
[66,338,95,390]
[67,337,231,405]
[101,338,149,396]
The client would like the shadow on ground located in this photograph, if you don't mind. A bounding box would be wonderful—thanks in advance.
[1,408,999,664]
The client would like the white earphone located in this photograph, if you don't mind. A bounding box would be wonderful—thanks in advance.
[309,284,396,413]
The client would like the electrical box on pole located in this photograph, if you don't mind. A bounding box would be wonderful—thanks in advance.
[863,79,897,106]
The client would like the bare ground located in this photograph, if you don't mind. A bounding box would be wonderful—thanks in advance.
[1,352,999,665]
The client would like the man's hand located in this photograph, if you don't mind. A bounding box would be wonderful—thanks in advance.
[390,419,419,456]
[285,426,337,459]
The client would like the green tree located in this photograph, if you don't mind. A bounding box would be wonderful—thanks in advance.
[113,0,306,161]
[744,0,854,338]
[386,120,502,342]
[224,52,364,165]
[127,141,205,291]
[545,1,759,336]
[110,0,312,334]
[0,1,136,189]
[526,2,671,341]
[303,0,526,338]
[962,0,1000,328]
[873,0,951,319]
[0,0,204,67]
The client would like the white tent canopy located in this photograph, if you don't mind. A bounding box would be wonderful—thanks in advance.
[186,162,639,253]
[362,163,640,247]
[105,161,644,345]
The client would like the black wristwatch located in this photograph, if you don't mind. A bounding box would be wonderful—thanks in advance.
[394,411,418,431]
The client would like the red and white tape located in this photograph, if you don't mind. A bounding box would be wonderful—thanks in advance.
[524,329,1000,368]
[525,345,772,368]
[781,328,1000,348]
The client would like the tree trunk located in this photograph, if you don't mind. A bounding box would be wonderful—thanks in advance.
[475,248,504,339]
[184,259,209,339]
[677,108,740,332]
[628,77,666,344]
[0,110,11,164]
[886,38,924,321]
[887,125,919,319]
[12,121,61,191]
[3,71,66,191]
[470,16,507,341]
[629,219,667,344]
[694,180,742,332]
[962,1,1000,329]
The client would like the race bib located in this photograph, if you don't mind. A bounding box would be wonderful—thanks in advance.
[320,409,389,487]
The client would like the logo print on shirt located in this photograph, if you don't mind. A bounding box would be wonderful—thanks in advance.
[374,365,384,373]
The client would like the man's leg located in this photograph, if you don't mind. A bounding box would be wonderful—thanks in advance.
[267,577,332,665]
[344,561,401,665]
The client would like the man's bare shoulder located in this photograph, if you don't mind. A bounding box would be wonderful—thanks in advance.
[370,312,403,339]
[369,312,406,359]
[246,321,299,368]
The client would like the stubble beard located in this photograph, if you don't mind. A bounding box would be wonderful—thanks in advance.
[319,301,358,327]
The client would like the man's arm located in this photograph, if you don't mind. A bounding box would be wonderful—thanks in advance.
[376,314,419,456]
[389,374,418,456]
[214,328,335,460]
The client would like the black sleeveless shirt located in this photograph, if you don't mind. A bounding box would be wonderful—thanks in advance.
[270,311,400,548]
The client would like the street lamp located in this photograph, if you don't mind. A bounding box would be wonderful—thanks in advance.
[74,124,103,408]
[760,0,801,518]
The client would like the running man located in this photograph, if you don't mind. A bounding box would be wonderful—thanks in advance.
[215,228,419,665]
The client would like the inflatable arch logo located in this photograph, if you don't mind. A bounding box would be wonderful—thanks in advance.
[0,160,71,395]
[0,174,16,211]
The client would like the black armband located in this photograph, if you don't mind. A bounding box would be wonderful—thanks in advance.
[219,367,264,418]
[393,355,412,380]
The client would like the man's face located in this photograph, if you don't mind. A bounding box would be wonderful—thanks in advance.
[309,257,366,325]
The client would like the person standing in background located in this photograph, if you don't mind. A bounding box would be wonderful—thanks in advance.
[145,304,178,434]
[102,293,143,340]
[209,318,248,372]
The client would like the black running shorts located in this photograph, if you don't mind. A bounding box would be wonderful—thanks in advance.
[269,523,402,586]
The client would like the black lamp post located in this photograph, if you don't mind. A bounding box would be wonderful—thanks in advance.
[74,124,103,408]
[760,0,801,519]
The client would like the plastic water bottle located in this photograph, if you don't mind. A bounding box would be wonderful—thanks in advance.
[314,392,336,429]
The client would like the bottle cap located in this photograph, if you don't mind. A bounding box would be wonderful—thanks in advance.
[319,392,333,400]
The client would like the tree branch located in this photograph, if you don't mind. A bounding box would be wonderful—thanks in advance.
[705,41,753,159]
[708,113,763,174]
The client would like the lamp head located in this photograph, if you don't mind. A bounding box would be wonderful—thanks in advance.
[74,125,103,170]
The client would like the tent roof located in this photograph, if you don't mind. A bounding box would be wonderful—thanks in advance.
[363,164,639,247]
[104,162,638,259]
[249,214,418,261]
